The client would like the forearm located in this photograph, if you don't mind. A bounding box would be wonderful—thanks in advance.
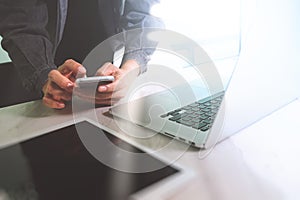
[0,0,56,92]
[121,59,139,76]
[2,35,56,92]
[120,0,164,73]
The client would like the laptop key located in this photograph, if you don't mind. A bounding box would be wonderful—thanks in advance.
[189,103,200,107]
[195,111,205,115]
[190,113,200,118]
[200,125,211,131]
[202,118,213,124]
[205,112,215,117]
[211,109,218,113]
[182,105,192,110]
[185,110,194,114]
[191,118,202,123]
[169,111,180,116]
[169,115,182,121]
[160,113,169,118]
[192,122,207,130]
[192,107,201,112]
[210,105,218,109]
[200,114,208,119]
[204,102,211,106]
[177,120,194,127]
[181,116,193,121]
[202,108,211,112]
[199,104,206,109]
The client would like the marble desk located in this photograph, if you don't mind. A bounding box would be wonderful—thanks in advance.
[0,98,300,200]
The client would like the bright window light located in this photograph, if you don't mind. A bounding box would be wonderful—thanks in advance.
[151,0,241,60]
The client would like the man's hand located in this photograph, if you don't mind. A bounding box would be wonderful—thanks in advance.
[74,60,139,105]
[42,59,86,109]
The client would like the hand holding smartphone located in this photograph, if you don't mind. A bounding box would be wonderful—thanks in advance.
[75,76,114,88]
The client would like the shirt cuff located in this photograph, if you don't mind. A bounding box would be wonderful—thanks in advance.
[24,65,57,93]
[122,50,150,74]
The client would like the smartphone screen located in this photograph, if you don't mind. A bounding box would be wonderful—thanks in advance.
[75,76,114,88]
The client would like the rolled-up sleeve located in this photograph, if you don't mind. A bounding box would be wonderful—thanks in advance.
[120,0,164,74]
[0,0,56,92]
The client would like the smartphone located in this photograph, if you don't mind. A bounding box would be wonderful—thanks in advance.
[75,76,114,88]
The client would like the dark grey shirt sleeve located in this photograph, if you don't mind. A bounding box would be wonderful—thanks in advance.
[0,0,56,92]
[120,0,164,74]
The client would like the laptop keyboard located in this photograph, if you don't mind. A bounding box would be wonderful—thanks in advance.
[161,92,224,131]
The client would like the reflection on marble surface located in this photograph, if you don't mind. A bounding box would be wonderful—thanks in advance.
[231,100,300,200]
[1,97,300,200]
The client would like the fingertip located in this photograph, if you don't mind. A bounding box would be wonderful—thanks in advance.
[48,69,57,80]
[67,82,74,87]
[98,85,107,92]
[103,82,117,92]
[56,102,65,109]
[76,66,87,78]
[78,66,86,74]
[64,59,76,65]
[65,82,74,91]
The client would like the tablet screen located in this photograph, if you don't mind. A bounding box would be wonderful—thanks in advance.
[0,121,178,200]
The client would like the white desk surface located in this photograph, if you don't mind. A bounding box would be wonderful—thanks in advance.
[0,98,300,200]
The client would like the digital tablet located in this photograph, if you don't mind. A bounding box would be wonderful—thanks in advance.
[0,120,192,200]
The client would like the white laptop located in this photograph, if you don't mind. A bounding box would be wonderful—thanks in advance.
[109,0,300,149]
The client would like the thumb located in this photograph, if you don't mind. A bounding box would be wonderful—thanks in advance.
[95,62,116,76]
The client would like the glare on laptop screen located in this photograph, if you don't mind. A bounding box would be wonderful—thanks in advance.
[149,0,242,89]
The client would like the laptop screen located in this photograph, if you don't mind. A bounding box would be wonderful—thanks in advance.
[0,121,178,200]
[148,0,242,90]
